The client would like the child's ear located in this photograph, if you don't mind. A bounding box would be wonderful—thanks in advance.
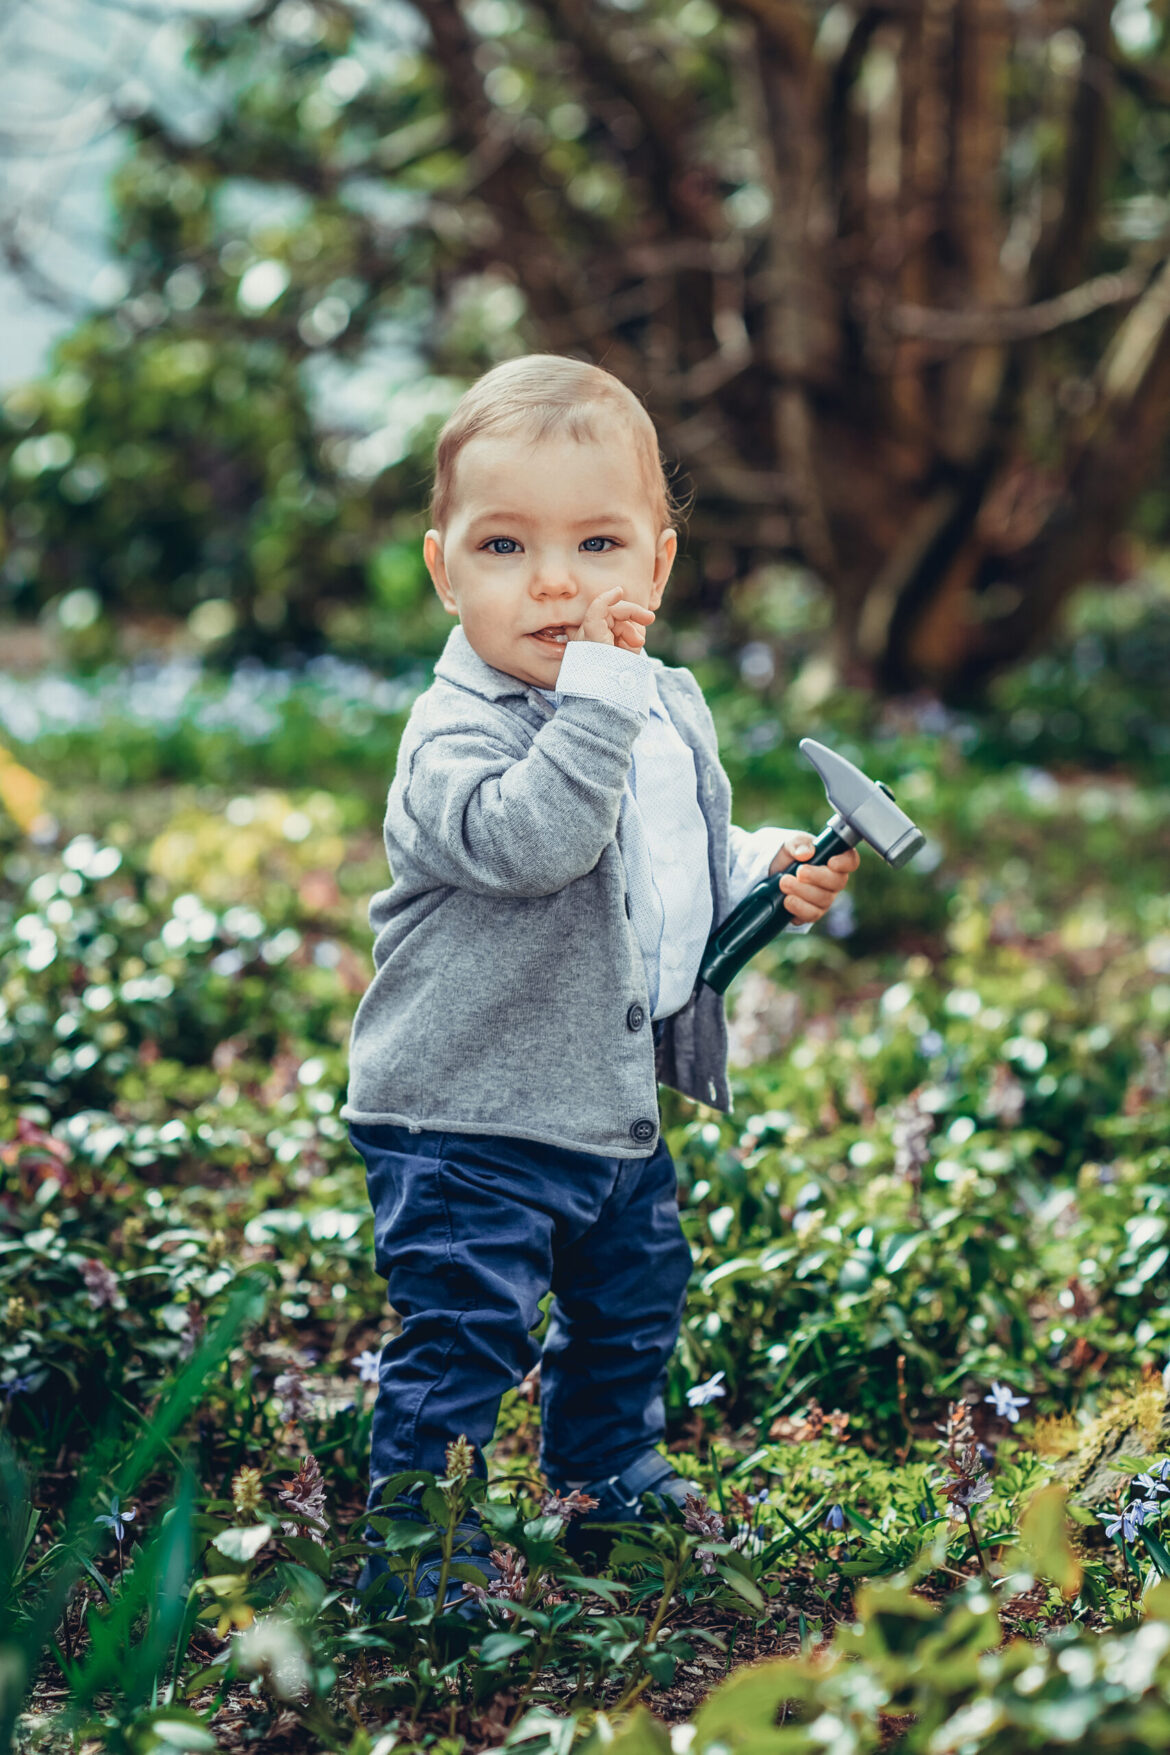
[424,530,458,616]
[650,527,677,608]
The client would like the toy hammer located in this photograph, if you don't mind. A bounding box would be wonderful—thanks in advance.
[696,739,926,995]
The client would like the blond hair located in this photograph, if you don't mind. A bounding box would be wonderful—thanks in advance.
[428,353,690,538]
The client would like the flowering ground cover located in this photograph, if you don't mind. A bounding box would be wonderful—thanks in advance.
[4,593,1170,1753]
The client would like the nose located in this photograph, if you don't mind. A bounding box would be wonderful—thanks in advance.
[529,555,579,602]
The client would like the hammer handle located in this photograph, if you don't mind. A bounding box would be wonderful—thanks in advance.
[696,820,855,995]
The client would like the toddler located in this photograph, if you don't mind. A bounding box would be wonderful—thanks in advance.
[341,354,857,1606]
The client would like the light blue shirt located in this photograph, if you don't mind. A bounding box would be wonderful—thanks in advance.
[535,640,807,1021]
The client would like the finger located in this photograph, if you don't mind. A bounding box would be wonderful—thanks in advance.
[783,840,816,863]
[781,875,836,908]
[798,865,848,892]
[782,893,822,922]
[826,849,861,872]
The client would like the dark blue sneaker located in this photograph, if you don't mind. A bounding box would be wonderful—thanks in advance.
[550,1450,703,1562]
[355,1520,502,1622]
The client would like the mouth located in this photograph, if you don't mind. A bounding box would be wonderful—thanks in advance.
[529,625,574,648]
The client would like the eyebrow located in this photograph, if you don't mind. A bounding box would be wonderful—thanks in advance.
[467,512,637,531]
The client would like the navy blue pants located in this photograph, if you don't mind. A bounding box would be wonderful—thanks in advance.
[349,1085,692,1503]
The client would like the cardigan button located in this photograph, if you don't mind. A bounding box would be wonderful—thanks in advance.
[630,1117,657,1144]
[626,1003,645,1031]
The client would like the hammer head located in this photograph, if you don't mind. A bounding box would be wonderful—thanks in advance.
[799,738,926,868]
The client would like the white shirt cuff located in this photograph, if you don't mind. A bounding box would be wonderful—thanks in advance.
[727,824,814,932]
[550,641,652,720]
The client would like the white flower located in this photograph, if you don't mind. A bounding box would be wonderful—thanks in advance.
[687,1371,726,1408]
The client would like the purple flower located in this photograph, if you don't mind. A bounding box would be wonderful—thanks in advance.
[3,1375,36,1400]
[273,1366,315,1422]
[94,1496,136,1542]
[824,1503,845,1530]
[351,1349,381,1385]
[687,1371,726,1408]
[80,1258,122,1310]
[951,1477,993,1510]
[824,894,856,939]
[984,1382,1030,1423]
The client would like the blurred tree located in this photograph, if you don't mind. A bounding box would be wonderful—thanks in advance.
[4,0,1170,693]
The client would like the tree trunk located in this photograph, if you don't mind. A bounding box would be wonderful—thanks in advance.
[44,0,1168,696]
[410,0,1169,698]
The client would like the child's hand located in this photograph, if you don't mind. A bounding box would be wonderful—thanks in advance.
[769,836,860,925]
[573,584,655,653]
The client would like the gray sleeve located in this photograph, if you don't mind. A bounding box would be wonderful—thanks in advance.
[400,694,649,898]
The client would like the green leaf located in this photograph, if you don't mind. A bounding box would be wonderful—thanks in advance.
[714,1563,765,1611]
[143,1712,219,1751]
[448,1559,492,1585]
[560,1574,624,1604]
[364,1470,436,1513]
[587,1704,672,1755]
[1139,1526,1170,1581]
[277,1534,331,1577]
[420,1486,450,1526]
[364,1517,437,1554]
[642,1648,677,1686]
[273,1560,327,1609]
[211,1524,271,1562]
[692,1657,795,1753]
[1016,1484,1082,1596]
[479,1498,522,1538]
[881,1232,924,1275]
[478,1632,530,1665]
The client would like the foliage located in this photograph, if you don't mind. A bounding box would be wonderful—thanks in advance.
[4,604,1170,1747]
[585,1576,1170,1754]
[9,2,1170,685]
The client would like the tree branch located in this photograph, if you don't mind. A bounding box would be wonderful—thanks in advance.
[950,253,1170,689]
[525,0,716,236]
[883,262,1148,346]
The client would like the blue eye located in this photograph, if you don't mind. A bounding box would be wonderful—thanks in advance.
[480,533,617,554]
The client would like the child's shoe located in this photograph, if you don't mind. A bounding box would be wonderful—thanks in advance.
[355,1519,501,1622]
[552,1449,703,1562]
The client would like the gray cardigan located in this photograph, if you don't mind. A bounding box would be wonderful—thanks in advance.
[341,623,767,1158]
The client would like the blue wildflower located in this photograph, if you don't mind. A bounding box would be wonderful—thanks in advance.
[351,1348,382,1385]
[749,1488,770,1505]
[824,894,856,939]
[1102,1502,1148,1543]
[1133,1472,1169,1499]
[984,1382,1030,1423]
[824,1503,846,1531]
[687,1371,727,1408]
[3,1375,35,1400]
[94,1496,136,1542]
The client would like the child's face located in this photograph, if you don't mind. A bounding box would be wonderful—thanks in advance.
[423,420,676,690]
